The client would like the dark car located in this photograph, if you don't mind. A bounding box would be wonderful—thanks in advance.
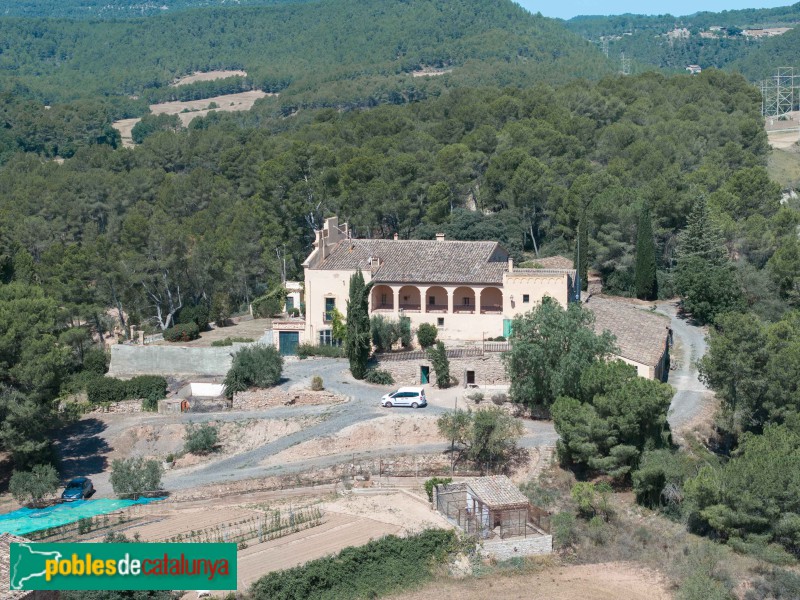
[61,477,94,501]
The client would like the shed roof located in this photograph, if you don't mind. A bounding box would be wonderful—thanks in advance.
[585,296,670,367]
[0,532,34,599]
[466,475,530,509]
[315,238,509,284]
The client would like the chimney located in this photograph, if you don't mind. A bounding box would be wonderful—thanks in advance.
[435,233,445,242]
[393,233,399,241]
[508,257,514,273]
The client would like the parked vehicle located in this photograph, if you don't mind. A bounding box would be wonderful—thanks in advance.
[61,477,94,501]
[381,387,427,408]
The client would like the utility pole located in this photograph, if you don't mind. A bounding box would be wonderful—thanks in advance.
[620,52,632,76]
[601,38,609,59]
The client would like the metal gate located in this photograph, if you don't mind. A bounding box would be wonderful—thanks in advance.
[278,331,299,356]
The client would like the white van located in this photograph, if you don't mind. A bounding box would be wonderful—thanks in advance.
[380,387,427,409]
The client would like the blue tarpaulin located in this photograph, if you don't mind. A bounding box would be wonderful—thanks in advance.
[0,497,161,535]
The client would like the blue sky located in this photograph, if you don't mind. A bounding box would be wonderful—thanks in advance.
[517,1,791,20]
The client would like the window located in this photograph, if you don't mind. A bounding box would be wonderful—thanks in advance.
[437,318,445,327]
[463,297,471,305]
[319,330,333,346]
[429,296,435,305]
[381,293,387,305]
[523,294,530,304]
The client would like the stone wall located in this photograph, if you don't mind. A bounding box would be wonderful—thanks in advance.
[481,534,553,559]
[375,352,507,387]
[108,343,252,377]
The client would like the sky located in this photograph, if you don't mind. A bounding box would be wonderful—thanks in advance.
[517,0,791,20]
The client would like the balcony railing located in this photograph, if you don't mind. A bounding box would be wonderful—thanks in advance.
[373,303,394,311]
[399,303,421,312]
[453,305,475,314]
[480,305,503,314]
[425,304,448,313]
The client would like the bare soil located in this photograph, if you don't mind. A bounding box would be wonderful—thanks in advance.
[411,68,453,77]
[113,91,273,147]
[155,317,271,346]
[391,562,672,600]
[260,414,442,467]
[170,70,248,86]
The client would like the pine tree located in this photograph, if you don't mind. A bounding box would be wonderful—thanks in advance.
[344,269,372,379]
[676,197,727,266]
[634,202,658,300]
[574,216,589,292]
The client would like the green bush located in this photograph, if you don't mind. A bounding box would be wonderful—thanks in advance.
[371,315,400,352]
[9,464,59,507]
[467,392,484,403]
[110,456,164,499]
[86,375,167,406]
[224,345,283,398]
[184,423,219,455]
[424,477,452,502]
[210,337,255,346]
[310,375,324,391]
[364,369,395,385]
[551,511,578,549]
[250,529,457,600]
[82,348,109,374]
[296,343,344,359]
[163,322,200,342]
[427,341,450,389]
[417,323,438,348]
[178,303,210,330]
[252,286,288,318]
[399,316,412,348]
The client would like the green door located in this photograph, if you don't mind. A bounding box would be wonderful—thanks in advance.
[420,366,430,384]
[279,331,299,356]
[503,319,513,338]
[286,296,294,311]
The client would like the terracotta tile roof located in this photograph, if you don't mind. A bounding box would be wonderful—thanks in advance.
[466,475,530,509]
[585,296,670,367]
[511,268,576,278]
[528,255,574,269]
[316,239,509,284]
[0,533,34,599]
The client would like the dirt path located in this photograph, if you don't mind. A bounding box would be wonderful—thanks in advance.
[391,562,671,600]
[656,302,715,429]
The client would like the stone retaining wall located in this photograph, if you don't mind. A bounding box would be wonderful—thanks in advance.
[88,399,143,414]
[375,353,507,387]
[109,343,253,377]
[481,534,553,559]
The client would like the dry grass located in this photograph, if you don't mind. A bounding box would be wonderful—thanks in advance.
[768,147,800,188]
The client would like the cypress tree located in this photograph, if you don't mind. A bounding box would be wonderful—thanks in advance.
[344,269,372,379]
[574,216,589,292]
[634,202,658,300]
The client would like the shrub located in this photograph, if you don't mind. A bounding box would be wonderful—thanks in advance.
[223,345,283,398]
[252,286,288,318]
[209,292,232,326]
[424,477,452,502]
[82,348,109,374]
[178,303,210,331]
[371,315,400,352]
[86,375,167,405]
[296,343,344,359]
[399,316,412,348]
[110,457,164,499]
[250,529,457,600]
[183,422,219,455]
[311,376,324,391]
[163,322,200,342]
[467,392,484,404]
[490,393,507,405]
[417,323,437,348]
[364,369,395,385]
[427,341,450,389]
[9,464,59,507]
[551,511,578,549]
[210,337,255,346]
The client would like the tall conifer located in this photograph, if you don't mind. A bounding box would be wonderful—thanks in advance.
[574,216,589,292]
[634,202,658,300]
[345,269,372,379]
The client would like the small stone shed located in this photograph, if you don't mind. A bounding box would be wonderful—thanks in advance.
[434,475,550,540]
